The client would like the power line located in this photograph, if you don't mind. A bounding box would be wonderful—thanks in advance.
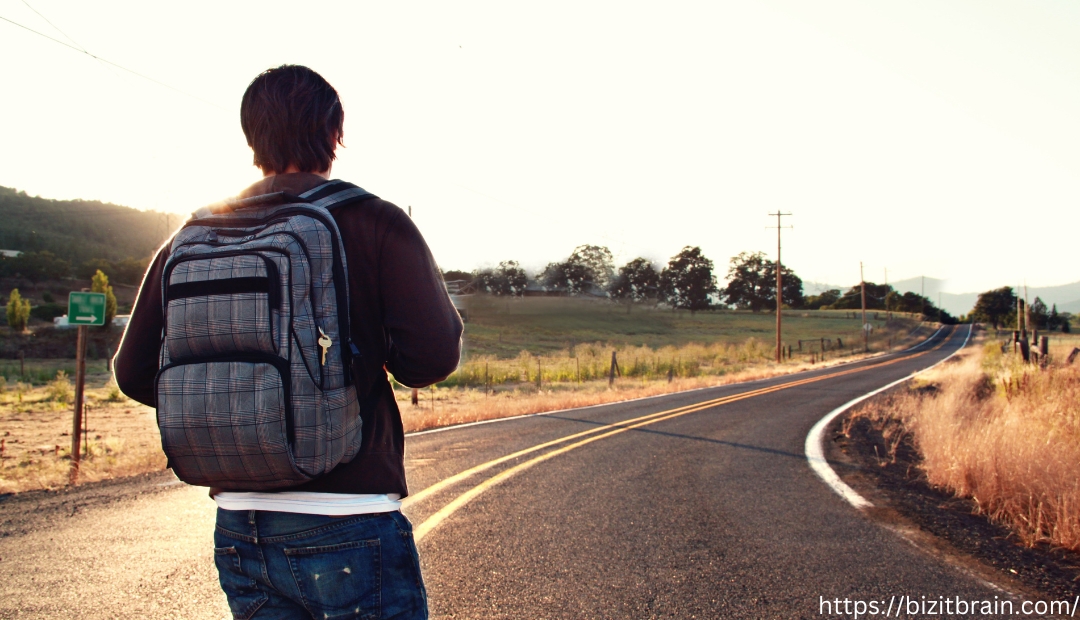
[0,13,225,111]
[21,0,83,50]
[20,0,122,80]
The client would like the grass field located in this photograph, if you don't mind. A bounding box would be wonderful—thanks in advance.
[459,296,907,358]
[0,295,932,493]
[442,296,920,389]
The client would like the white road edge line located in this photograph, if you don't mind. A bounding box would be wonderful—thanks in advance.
[804,324,972,510]
[408,327,945,438]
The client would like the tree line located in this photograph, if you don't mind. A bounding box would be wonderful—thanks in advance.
[446,245,955,321]
[969,287,1071,332]
[0,251,149,286]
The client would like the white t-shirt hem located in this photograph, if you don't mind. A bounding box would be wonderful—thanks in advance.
[213,492,402,516]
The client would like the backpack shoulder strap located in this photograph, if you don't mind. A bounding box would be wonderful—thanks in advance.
[298,180,374,210]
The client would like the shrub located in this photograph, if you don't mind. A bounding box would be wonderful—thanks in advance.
[47,370,72,404]
[6,289,30,331]
[91,270,117,326]
[30,303,66,321]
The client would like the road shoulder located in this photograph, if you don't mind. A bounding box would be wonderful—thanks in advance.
[825,409,1080,601]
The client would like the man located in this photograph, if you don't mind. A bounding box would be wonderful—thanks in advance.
[115,64,462,619]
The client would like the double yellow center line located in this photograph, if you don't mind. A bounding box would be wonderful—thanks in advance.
[408,329,953,542]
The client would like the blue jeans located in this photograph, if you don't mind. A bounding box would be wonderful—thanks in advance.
[214,509,428,619]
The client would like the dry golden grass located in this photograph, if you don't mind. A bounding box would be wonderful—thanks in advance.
[849,332,1080,551]
[0,372,165,494]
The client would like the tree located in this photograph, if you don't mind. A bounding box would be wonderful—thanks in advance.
[721,251,772,311]
[721,252,803,311]
[6,289,30,331]
[765,262,804,309]
[608,258,659,308]
[831,282,892,310]
[91,269,117,326]
[6,251,71,283]
[1029,297,1049,330]
[1049,304,1062,332]
[970,286,1017,329]
[476,261,528,296]
[660,246,718,314]
[805,289,841,309]
[540,245,614,295]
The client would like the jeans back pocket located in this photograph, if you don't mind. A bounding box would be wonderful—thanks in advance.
[284,539,380,619]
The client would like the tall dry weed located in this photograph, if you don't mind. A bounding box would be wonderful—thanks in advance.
[852,341,1080,550]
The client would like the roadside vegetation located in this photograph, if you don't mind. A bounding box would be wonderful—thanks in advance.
[0,360,162,494]
[394,296,929,432]
[846,332,1080,551]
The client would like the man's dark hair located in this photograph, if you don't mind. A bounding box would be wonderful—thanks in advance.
[241,65,345,175]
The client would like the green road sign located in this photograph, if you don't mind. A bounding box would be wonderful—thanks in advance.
[68,292,107,326]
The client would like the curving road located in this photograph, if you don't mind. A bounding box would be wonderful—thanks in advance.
[2,326,1007,619]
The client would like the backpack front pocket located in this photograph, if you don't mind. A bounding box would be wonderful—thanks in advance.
[156,356,311,490]
[164,252,287,361]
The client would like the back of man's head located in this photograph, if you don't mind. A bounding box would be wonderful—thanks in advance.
[241,64,344,175]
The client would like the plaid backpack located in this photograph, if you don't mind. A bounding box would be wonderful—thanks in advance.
[155,180,372,490]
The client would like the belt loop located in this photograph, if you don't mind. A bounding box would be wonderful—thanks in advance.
[249,510,258,544]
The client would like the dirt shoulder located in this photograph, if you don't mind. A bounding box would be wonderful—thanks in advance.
[827,410,1080,601]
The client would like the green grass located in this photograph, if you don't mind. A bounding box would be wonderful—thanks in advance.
[430,296,923,389]
[460,295,911,359]
[0,359,109,386]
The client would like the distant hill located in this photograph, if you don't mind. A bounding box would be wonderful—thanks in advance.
[0,186,171,267]
[890,277,1080,317]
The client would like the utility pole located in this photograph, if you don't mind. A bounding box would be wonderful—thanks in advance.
[884,267,890,320]
[1017,283,1024,335]
[861,262,868,352]
[921,275,926,318]
[768,212,792,362]
[1024,282,1031,340]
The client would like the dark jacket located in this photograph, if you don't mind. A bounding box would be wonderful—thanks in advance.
[113,173,463,496]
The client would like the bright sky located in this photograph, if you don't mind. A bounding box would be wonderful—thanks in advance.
[2,1,1079,294]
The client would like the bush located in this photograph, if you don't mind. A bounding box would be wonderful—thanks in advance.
[6,289,30,331]
[47,370,72,404]
[91,269,117,326]
[30,303,66,321]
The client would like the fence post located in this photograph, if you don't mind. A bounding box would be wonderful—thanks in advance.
[609,351,620,387]
[1067,347,1080,365]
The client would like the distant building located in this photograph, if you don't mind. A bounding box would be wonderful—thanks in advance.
[0,250,23,258]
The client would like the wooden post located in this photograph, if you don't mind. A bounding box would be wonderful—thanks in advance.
[609,351,619,387]
[536,359,542,390]
[411,388,419,406]
[1039,336,1049,358]
[18,350,24,379]
[69,325,87,485]
[1066,347,1080,365]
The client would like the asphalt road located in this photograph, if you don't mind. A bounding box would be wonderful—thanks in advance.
[1,326,1005,619]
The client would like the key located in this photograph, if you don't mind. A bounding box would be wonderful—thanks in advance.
[318,327,332,365]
